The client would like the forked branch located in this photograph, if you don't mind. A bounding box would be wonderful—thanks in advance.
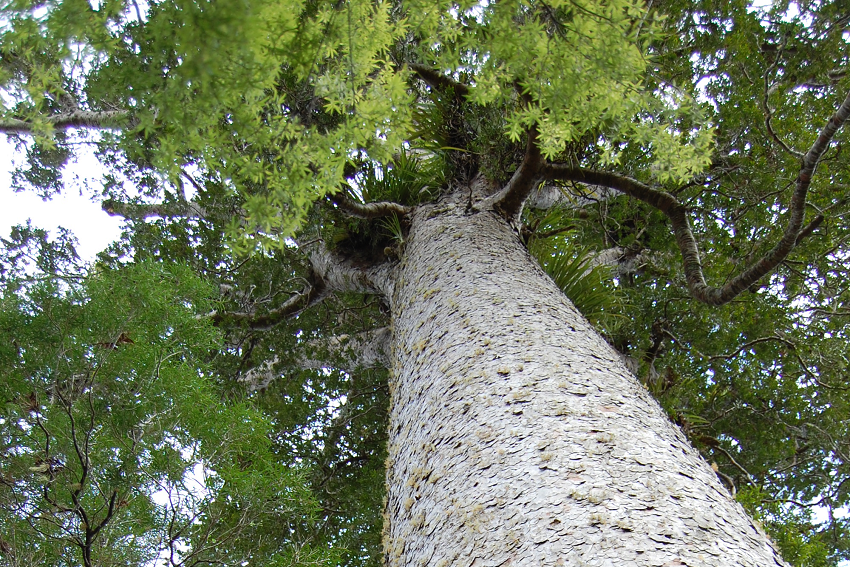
[542,89,850,306]
[210,274,328,331]
[210,238,394,331]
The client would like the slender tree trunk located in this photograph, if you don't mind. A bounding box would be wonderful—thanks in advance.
[384,201,787,566]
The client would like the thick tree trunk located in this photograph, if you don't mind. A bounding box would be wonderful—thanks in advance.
[384,202,787,566]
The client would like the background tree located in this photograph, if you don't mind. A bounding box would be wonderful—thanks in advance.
[0,228,336,566]
[1,0,850,564]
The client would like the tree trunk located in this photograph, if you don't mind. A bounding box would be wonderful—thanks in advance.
[383,202,787,566]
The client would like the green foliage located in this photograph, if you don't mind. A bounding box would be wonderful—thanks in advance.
[359,151,435,207]
[1,0,715,249]
[0,235,331,566]
[738,487,835,567]
[10,138,69,198]
[4,0,850,563]
[527,209,625,331]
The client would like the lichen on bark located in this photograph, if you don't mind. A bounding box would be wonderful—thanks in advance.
[382,197,788,566]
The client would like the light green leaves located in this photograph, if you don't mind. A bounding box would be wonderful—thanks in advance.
[402,0,711,181]
[3,0,714,249]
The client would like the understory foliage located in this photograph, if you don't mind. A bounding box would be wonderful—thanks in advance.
[2,0,850,564]
[0,229,333,566]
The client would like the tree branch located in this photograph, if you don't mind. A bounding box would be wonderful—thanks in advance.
[409,63,470,97]
[487,127,545,222]
[0,110,131,134]
[102,199,207,220]
[210,281,327,332]
[707,335,797,362]
[524,182,620,210]
[795,214,824,244]
[210,239,395,332]
[301,237,396,298]
[540,89,850,306]
[712,443,757,487]
[327,192,411,219]
[238,327,391,391]
[587,246,659,278]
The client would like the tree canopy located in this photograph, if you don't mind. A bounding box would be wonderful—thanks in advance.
[2,0,850,564]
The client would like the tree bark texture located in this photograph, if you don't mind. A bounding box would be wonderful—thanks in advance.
[383,203,787,566]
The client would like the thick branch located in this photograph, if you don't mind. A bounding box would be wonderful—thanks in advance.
[238,327,391,391]
[541,89,850,306]
[525,182,620,210]
[487,127,545,222]
[588,246,660,278]
[210,276,327,331]
[211,239,394,331]
[102,199,207,220]
[302,238,395,297]
[327,193,411,219]
[0,110,131,134]
[409,63,470,97]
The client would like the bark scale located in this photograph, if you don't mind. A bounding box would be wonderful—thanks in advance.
[383,203,787,566]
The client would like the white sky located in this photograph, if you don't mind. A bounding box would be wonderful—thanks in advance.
[1,138,123,261]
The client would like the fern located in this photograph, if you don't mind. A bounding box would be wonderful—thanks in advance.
[360,150,435,206]
[528,225,625,332]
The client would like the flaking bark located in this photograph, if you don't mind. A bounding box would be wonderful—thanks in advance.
[383,201,788,566]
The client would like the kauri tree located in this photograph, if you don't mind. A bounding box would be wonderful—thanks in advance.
[1,0,850,565]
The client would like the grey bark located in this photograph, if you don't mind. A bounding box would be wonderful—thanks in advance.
[303,239,395,298]
[238,328,391,391]
[588,246,659,279]
[525,183,620,210]
[0,109,131,133]
[383,201,787,566]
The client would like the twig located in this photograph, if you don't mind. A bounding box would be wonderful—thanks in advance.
[707,335,796,361]
[713,444,757,487]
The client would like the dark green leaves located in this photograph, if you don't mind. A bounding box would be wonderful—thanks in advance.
[0,255,329,566]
